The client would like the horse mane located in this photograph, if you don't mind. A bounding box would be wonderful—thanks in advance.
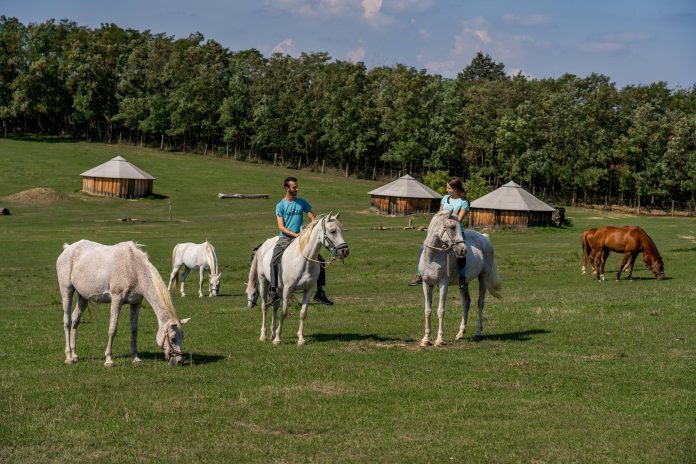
[641,229,661,259]
[205,242,218,276]
[297,215,325,254]
[128,242,179,322]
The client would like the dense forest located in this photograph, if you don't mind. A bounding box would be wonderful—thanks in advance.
[1,17,695,208]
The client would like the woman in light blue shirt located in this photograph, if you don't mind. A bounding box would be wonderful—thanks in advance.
[408,177,469,287]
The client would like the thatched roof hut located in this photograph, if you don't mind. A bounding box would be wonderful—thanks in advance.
[469,181,555,228]
[368,174,441,216]
[80,156,155,199]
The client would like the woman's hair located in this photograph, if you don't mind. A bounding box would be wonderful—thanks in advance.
[448,177,466,196]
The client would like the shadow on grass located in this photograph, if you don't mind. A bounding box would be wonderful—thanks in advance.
[309,333,408,343]
[136,351,225,365]
[477,328,550,342]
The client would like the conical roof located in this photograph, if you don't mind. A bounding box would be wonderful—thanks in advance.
[368,174,441,199]
[470,181,554,212]
[80,156,155,180]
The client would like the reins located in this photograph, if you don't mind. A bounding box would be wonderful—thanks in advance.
[422,218,466,275]
[301,216,347,269]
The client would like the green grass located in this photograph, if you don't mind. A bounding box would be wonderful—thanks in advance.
[1,136,695,463]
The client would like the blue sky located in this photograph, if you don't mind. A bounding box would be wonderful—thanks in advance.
[3,0,695,88]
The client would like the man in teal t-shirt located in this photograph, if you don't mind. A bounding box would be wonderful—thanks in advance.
[268,176,333,306]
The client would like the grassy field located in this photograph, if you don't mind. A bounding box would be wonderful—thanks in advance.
[1,136,695,463]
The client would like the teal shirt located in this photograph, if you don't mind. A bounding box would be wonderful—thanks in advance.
[276,198,312,237]
[441,195,469,230]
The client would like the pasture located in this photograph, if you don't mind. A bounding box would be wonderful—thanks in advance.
[1,136,694,463]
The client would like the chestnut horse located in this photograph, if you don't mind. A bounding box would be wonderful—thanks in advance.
[593,226,665,281]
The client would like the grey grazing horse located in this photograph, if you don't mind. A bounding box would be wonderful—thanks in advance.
[419,211,502,346]
[56,240,190,367]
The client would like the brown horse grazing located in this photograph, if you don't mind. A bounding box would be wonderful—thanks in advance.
[593,226,665,281]
[580,228,598,275]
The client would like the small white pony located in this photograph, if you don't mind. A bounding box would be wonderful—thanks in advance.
[419,211,502,346]
[167,241,221,297]
[246,213,349,345]
[56,240,190,367]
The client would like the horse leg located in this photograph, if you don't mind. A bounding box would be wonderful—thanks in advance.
[626,253,639,280]
[434,282,448,347]
[61,286,75,364]
[297,289,313,346]
[617,252,631,281]
[198,267,205,297]
[259,278,269,341]
[272,290,288,345]
[598,249,609,281]
[589,249,598,275]
[475,277,487,339]
[179,267,191,297]
[456,280,471,340]
[130,303,142,365]
[167,265,179,291]
[68,295,88,363]
[104,297,124,367]
[420,283,434,346]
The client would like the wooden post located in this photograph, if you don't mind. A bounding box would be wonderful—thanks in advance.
[321,159,325,174]
[345,162,349,178]
[636,194,640,215]
[672,200,675,216]
[298,158,301,170]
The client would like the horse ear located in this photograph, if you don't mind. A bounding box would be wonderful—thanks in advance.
[334,212,340,220]
[328,211,334,219]
[180,318,191,325]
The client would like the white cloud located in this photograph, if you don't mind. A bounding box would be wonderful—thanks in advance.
[425,59,457,76]
[579,33,649,54]
[502,13,552,27]
[411,18,429,39]
[272,0,354,18]
[272,38,297,55]
[362,0,383,22]
[347,46,366,62]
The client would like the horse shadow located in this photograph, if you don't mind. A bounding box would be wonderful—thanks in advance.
[308,333,407,343]
[136,351,225,365]
[473,328,550,342]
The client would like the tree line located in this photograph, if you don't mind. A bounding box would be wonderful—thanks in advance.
[1,17,695,208]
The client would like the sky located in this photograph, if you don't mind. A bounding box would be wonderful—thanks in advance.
[2,0,695,89]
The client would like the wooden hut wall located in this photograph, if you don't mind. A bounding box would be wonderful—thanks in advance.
[370,196,439,216]
[469,208,552,228]
[82,177,153,199]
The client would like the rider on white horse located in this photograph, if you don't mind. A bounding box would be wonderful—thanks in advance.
[410,176,470,289]
[268,176,333,306]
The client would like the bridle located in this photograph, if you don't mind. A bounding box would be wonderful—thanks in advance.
[302,216,348,269]
[423,219,465,252]
[160,322,184,361]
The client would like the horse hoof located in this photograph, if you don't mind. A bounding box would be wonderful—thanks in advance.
[104,360,114,368]
[272,338,281,346]
[419,339,432,347]
[455,331,465,340]
[259,335,267,342]
[132,358,143,366]
[297,339,305,346]
[434,339,446,347]
[64,358,75,365]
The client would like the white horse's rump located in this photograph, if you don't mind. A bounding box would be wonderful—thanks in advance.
[56,240,190,367]
[419,212,501,346]
[246,213,349,345]
[168,241,221,297]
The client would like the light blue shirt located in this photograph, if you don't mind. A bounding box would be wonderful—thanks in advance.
[441,195,469,230]
[276,198,312,237]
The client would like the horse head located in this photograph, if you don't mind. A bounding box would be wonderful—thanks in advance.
[647,255,665,280]
[158,318,190,366]
[209,272,221,297]
[321,212,349,259]
[427,211,466,259]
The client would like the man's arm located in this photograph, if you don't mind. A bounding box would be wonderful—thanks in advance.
[277,216,299,238]
[307,210,316,221]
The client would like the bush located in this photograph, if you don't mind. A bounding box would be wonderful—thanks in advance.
[423,170,449,195]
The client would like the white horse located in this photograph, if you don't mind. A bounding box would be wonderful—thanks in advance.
[419,211,502,346]
[167,241,221,297]
[246,213,349,346]
[56,240,190,367]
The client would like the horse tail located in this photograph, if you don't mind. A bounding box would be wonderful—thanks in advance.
[246,245,260,307]
[171,244,180,288]
[485,261,502,298]
[580,231,588,272]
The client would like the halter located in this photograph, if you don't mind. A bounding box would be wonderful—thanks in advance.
[302,216,347,269]
[160,321,184,361]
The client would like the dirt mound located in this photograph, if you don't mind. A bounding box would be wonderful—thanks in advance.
[4,187,67,204]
